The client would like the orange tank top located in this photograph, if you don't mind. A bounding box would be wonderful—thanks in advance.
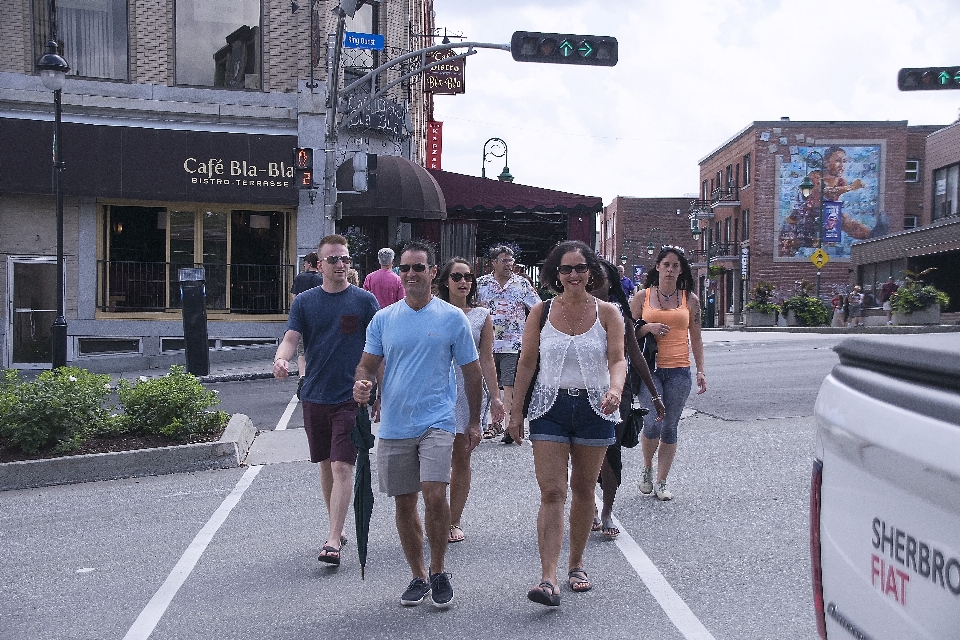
[641,287,690,369]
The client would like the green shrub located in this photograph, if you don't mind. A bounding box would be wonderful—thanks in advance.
[116,366,228,441]
[889,269,950,314]
[744,280,781,315]
[781,295,830,326]
[0,367,113,454]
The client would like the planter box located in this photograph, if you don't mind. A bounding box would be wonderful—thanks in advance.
[744,310,777,327]
[784,310,801,327]
[892,307,941,326]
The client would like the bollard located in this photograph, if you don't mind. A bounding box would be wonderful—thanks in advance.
[179,267,209,376]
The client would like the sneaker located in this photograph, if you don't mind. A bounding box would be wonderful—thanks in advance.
[400,577,431,606]
[638,466,653,494]
[430,572,454,608]
[654,479,673,501]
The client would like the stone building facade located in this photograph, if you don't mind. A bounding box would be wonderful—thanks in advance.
[0,0,434,370]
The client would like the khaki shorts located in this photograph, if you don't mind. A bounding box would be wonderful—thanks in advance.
[377,428,454,496]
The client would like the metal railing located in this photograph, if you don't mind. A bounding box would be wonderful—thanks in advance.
[97,261,295,314]
[710,185,740,205]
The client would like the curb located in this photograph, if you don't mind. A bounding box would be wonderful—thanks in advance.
[198,371,275,383]
[0,414,257,492]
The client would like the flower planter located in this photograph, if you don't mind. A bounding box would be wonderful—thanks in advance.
[744,310,777,327]
[784,310,802,327]
[892,307,941,326]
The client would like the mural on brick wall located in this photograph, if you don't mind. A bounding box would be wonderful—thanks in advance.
[776,145,885,261]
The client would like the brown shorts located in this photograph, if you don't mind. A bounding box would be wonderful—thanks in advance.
[302,400,359,464]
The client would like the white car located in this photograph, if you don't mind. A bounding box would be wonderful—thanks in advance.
[811,334,960,639]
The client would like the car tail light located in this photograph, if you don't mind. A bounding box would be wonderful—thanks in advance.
[810,458,826,639]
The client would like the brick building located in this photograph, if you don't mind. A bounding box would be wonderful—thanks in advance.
[599,196,697,287]
[693,119,944,325]
[851,121,960,313]
[0,0,434,369]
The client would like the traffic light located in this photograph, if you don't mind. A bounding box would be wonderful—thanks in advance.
[511,31,617,67]
[352,152,378,192]
[293,147,314,188]
[898,67,960,91]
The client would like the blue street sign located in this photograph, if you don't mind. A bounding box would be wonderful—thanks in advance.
[344,31,384,51]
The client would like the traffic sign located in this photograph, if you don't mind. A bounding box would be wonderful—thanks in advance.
[344,31,384,51]
[511,31,618,66]
[810,248,830,269]
[897,67,960,91]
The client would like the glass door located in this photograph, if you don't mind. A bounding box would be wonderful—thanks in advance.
[8,257,59,368]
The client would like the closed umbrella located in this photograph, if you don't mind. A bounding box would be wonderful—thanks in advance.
[350,403,376,579]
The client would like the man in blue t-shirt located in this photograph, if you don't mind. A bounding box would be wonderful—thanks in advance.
[354,240,482,609]
[273,234,379,568]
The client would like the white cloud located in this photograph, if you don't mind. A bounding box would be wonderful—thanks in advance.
[432,0,960,204]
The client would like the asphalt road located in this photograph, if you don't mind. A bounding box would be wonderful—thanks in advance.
[0,332,864,640]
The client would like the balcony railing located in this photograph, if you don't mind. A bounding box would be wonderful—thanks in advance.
[710,185,740,206]
[689,242,739,265]
[97,261,295,314]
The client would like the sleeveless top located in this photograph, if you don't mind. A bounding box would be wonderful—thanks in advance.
[527,300,619,423]
[454,306,492,433]
[641,287,691,369]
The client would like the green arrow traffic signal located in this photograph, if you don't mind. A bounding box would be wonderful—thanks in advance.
[511,31,618,66]
[898,66,960,91]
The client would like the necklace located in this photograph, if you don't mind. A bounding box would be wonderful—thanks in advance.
[657,286,678,308]
[558,295,587,335]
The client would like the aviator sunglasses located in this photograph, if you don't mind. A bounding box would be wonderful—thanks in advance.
[398,263,429,273]
[324,255,351,264]
[448,272,474,282]
[557,263,589,275]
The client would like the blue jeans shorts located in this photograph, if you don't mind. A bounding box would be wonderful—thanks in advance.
[529,390,616,447]
[641,367,692,445]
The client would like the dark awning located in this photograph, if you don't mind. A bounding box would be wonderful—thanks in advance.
[427,169,603,214]
[337,155,446,219]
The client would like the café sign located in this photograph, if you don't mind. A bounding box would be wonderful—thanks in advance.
[424,49,465,94]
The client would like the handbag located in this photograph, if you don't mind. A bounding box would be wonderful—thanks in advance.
[620,399,649,449]
[521,298,552,416]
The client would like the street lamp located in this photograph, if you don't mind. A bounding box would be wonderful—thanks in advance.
[689,204,714,327]
[798,150,825,300]
[647,227,663,256]
[36,0,70,369]
[482,137,513,182]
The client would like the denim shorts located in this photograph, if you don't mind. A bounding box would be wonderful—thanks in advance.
[641,367,692,445]
[529,390,616,447]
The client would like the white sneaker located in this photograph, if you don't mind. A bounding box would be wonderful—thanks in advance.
[638,466,653,494]
[654,479,673,501]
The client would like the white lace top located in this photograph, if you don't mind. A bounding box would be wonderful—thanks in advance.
[527,300,618,423]
[454,306,491,433]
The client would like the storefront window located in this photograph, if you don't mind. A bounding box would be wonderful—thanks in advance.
[175,0,261,88]
[101,205,291,313]
[342,4,379,85]
[933,164,959,220]
[34,0,128,80]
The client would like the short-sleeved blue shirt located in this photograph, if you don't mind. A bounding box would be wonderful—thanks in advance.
[288,285,379,404]
[365,297,479,439]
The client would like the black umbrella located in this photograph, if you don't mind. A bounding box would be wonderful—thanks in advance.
[350,404,376,579]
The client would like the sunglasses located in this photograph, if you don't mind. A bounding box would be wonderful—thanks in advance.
[449,272,474,282]
[398,263,429,273]
[558,263,589,275]
[324,255,351,264]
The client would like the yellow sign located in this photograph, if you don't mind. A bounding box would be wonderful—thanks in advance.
[810,248,830,269]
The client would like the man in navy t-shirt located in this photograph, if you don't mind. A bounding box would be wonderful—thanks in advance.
[273,234,378,568]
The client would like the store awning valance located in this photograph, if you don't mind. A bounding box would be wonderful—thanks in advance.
[337,155,446,219]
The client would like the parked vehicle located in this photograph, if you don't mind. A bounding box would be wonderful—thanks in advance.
[811,334,960,639]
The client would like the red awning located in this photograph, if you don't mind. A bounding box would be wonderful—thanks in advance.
[427,169,602,214]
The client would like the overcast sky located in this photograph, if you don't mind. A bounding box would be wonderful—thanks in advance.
[430,0,960,205]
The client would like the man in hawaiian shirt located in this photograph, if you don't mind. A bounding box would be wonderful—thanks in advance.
[476,245,541,443]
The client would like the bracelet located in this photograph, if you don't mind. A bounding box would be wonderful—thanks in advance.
[651,394,662,401]
[696,371,705,377]
[274,357,285,363]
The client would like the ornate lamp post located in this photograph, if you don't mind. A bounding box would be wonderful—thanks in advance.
[36,0,70,369]
[798,150,825,301]
[482,137,513,182]
[689,204,715,327]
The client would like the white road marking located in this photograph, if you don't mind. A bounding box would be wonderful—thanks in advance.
[76,567,94,573]
[122,465,263,640]
[596,496,717,640]
[276,393,300,431]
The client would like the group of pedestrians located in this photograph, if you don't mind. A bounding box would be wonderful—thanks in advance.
[272,236,707,610]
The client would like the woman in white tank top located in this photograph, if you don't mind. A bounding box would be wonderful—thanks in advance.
[507,241,626,607]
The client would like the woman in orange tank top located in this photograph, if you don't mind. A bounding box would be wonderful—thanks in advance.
[628,247,707,501]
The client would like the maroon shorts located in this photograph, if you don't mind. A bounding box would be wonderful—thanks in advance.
[302,400,359,464]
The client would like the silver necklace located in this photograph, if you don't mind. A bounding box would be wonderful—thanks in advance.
[658,286,678,308]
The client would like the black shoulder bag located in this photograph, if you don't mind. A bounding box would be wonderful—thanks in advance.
[521,298,552,416]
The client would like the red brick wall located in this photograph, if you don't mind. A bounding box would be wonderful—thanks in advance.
[601,196,697,279]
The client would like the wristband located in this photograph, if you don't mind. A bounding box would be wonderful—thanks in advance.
[274,357,285,363]
[651,394,662,402]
